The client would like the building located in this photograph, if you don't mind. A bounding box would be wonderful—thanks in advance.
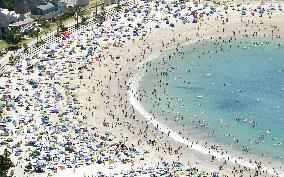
[0,8,26,27]
[14,0,47,14]
[30,1,66,20]
[9,15,35,33]
[15,1,33,14]
[31,2,58,16]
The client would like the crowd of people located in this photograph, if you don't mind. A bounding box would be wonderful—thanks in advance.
[0,0,283,176]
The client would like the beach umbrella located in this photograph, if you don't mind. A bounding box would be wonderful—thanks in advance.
[75,127,80,133]
[259,8,265,14]
[169,20,175,27]
[18,115,27,123]
[96,159,103,164]
[192,18,198,23]
[50,108,60,113]
[96,144,102,148]
[58,166,65,170]
[64,31,72,37]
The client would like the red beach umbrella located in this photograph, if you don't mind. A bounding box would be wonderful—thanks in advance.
[64,31,72,38]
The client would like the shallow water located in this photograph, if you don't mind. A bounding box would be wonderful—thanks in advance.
[139,37,284,168]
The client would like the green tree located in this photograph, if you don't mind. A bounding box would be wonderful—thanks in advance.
[34,28,40,44]
[56,21,60,37]
[2,27,22,45]
[74,4,83,28]
[95,0,98,16]
[62,7,76,20]
[23,43,28,53]
[117,0,121,11]
[44,21,51,29]
[0,149,14,177]
[81,16,88,25]
[3,0,19,11]
[59,20,67,32]
[100,3,106,22]
[35,17,43,26]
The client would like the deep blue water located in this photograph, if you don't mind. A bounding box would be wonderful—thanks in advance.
[140,37,284,168]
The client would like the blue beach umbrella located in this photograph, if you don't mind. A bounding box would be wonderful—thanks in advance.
[259,8,265,14]
[96,159,103,164]
[75,127,80,133]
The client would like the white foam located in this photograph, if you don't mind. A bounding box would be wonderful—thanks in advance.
[127,51,284,177]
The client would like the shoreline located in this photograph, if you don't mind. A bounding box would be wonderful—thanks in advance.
[80,5,284,175]
[98,7,284,177]
[1,0,284,176]
[127,37,284,176]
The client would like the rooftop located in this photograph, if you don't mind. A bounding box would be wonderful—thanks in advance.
[36,2,56,11]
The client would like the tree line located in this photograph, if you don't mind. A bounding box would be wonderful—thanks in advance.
[0,148,14,177]
[2,0,19,11]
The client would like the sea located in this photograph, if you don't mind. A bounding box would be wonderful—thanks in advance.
[137,36,284,171]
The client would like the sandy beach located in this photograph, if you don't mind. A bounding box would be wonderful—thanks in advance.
[75,3,284,176]
[1,0,284,176]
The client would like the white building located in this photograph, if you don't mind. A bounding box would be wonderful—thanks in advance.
[0,8,25,27]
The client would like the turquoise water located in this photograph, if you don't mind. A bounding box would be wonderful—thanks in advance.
[139,37,284,168]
